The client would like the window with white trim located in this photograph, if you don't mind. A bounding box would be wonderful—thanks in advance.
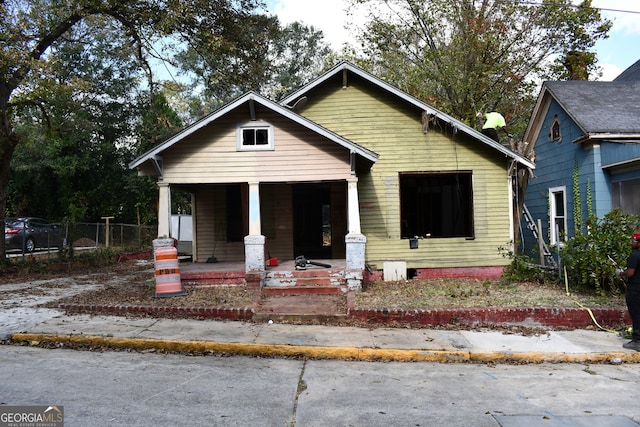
[612,179,640,214]
[549,186,567,245]
[236,122,274,151]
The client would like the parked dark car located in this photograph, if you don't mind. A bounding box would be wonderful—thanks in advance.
[4,217,63,253]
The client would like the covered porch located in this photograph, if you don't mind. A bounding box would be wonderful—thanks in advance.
[161,178,367,291]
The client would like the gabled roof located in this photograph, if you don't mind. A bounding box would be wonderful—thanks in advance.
[281,61,535,169]
[614,59,640,82]
[524,80,640,146]
[129,91,379,173]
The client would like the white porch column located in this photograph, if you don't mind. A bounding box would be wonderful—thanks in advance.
[245,181,265,274]
[345,176,366,290]
[157,182,171,238]
[248,181,261,236]
[347,177,361,234]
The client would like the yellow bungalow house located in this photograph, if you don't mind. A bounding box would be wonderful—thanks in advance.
[130,61,534,291]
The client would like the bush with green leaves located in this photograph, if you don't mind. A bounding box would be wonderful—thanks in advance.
[560,209,640,296]
[499,244,557,284]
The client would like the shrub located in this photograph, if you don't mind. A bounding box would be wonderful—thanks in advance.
[500,244,557,284]
[75,247,117,267]
[560,209,640,296]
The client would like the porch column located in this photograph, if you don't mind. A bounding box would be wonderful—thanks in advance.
[157,181,171,238]
[345,176,366,290]
[347,177,361,234]
[245,181,266,275]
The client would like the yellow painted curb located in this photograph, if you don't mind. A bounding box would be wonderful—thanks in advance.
[10,333,640,364]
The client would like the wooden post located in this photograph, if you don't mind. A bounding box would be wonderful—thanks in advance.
[537,219,544,266]
[102,216,114,247]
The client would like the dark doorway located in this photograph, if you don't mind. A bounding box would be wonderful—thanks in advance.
[293,183,332,259]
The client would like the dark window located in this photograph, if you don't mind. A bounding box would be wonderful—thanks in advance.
[551,117,561,141]
[242,128,269,146]
[400,172,474,238]
[549,187,566,244]
[613,179,640,214]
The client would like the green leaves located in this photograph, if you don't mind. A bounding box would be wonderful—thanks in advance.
[349,0,611,132]
[560,210,640,296]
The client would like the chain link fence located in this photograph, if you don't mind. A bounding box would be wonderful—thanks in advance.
[5,221,157,259]
[68,222,157,250]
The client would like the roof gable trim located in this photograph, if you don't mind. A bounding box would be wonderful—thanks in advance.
[129,92,379,170]
[281,61,534,169]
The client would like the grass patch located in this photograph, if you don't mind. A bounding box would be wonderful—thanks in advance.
[356,278,625,309]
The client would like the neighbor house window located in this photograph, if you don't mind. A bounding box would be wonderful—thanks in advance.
[612,179,640,214]
[236,122,274,151]
[400,172,474,238]
[551,116,561,141]
[549,186,567,245]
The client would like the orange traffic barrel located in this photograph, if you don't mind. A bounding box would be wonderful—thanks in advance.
[154,246,186,297]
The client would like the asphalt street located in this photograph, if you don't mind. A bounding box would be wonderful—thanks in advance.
[1,345,639,427]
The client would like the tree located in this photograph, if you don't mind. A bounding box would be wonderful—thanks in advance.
[262,22,335,100]
[0,0,268,259]
[348,0,610,133]
[173,20,337,115]
[8,16,146,223]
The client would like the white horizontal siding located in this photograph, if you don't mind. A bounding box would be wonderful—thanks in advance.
[162,110,351,184]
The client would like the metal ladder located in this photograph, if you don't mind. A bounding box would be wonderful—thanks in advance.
[522,204,557,268]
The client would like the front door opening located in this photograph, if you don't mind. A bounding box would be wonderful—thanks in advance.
[293,184,331,259]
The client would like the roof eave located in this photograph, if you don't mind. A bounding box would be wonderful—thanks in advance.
[574,134,640,144]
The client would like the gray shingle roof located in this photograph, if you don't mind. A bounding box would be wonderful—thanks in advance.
[544,80,640,134]
[614,59,640,82]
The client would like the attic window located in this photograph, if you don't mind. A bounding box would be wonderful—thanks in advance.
[551,116,561,141]
[237,122,274,151]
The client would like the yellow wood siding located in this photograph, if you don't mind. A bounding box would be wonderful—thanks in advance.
[300,78,511,268]
[162,110,351,184]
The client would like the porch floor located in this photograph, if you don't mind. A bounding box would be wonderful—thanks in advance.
[179,258,345,274]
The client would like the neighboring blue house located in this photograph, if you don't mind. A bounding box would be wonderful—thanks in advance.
[520,60,640,262]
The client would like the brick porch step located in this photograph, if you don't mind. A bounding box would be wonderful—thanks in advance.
[180,271,246,286]
[261,285,345,296]
[265,268,344,285]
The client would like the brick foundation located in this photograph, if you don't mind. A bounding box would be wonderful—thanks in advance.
[348,307,630,328]
[57,303,630,329]
[365,266,505,283]
[57,303,254,321]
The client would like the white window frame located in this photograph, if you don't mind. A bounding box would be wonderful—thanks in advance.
[549,186,567,245]
[236,122,274,151]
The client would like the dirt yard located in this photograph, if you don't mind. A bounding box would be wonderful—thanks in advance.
[0,259,626,311]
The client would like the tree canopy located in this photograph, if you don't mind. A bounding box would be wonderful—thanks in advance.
[348,0,611,136]
[0,0,334,258]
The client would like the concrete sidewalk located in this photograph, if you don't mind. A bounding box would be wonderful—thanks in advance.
[8,312,640,364]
